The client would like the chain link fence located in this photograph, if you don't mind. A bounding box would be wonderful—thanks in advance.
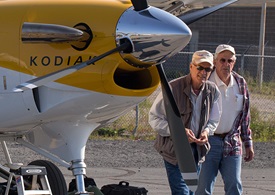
[103,52,275,137]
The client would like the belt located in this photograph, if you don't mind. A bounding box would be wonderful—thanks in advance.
[214,133,228,139]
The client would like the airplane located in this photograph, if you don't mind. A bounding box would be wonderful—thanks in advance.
[0,0,237,194]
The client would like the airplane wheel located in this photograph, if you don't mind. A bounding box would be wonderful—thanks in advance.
[27,160,67,195]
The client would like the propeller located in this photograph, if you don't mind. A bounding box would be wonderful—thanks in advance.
[179,0,238,25]
[157,64,198,192]
[131,0,148,11]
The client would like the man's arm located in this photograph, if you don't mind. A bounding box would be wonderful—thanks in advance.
[241,81,254,161]
[203,86,222,135]
[148,92,170,136]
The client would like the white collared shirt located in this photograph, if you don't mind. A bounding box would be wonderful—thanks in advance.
[209,70,243,134]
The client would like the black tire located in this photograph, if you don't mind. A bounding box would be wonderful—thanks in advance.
[28,160,67,195]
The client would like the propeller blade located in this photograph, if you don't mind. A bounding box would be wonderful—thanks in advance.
[156,64,198,192]
[13,42,131,92]
[131,0,148,11]
[178,0,238,25]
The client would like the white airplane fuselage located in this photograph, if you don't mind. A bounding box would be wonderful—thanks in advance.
[0,67,146,161]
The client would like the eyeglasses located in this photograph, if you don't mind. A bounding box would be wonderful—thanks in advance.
[193,64,213,72]
[219,58,235,64]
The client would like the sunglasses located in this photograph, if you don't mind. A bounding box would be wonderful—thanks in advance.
[193,64,213,72]
[219,58,235,64]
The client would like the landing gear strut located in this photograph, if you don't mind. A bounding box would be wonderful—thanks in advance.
[69,159,93,195]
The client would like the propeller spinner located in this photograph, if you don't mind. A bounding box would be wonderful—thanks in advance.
[116,4,192,68]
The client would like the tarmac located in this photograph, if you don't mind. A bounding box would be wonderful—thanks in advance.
[61,167,275,195]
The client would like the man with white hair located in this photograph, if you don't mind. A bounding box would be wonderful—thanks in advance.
[196,44,255,195]
[149,50,222,195]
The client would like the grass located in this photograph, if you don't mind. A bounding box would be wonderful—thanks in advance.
[250,106,275,142]
[246,77,275,141]
[244,72,275,96]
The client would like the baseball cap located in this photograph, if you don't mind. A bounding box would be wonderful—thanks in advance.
[192,50,214,68]
[215,44,235,56]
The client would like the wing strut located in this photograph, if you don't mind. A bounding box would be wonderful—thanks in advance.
[13,41,131,92]
[179,0,238,25]
[157,64,198,192]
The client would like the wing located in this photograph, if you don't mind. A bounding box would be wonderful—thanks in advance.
[149,0,275,17]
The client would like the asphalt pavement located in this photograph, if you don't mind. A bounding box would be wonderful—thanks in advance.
[61,167,275,195]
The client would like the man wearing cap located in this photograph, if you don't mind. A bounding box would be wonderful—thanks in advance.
[149,50,222,195]
[196,45,254,195]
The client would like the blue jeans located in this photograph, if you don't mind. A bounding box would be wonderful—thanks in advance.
[164,144,200,195]
[196,136,242,195]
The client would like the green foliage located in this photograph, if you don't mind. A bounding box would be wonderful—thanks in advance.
[91,127,126,137]
[243,74,275,141]
[90,126,157,140]
[250,106,275,142]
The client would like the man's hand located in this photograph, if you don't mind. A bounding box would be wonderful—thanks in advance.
[195,131,208,146]
[185,128,197,143]
[244,147,254,162]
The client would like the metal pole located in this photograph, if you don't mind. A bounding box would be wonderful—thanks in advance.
[257,3,266,90]
[240,45,252,75]
[132,104,139,136]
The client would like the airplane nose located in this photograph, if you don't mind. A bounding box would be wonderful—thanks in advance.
[116,6,192,68]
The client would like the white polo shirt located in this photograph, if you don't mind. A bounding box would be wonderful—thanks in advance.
[209,70,243,134]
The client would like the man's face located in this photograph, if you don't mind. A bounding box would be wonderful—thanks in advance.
[214,51,236,81]
[190,62,213,84]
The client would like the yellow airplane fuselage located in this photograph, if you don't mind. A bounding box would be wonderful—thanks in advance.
[0,0,159,97]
